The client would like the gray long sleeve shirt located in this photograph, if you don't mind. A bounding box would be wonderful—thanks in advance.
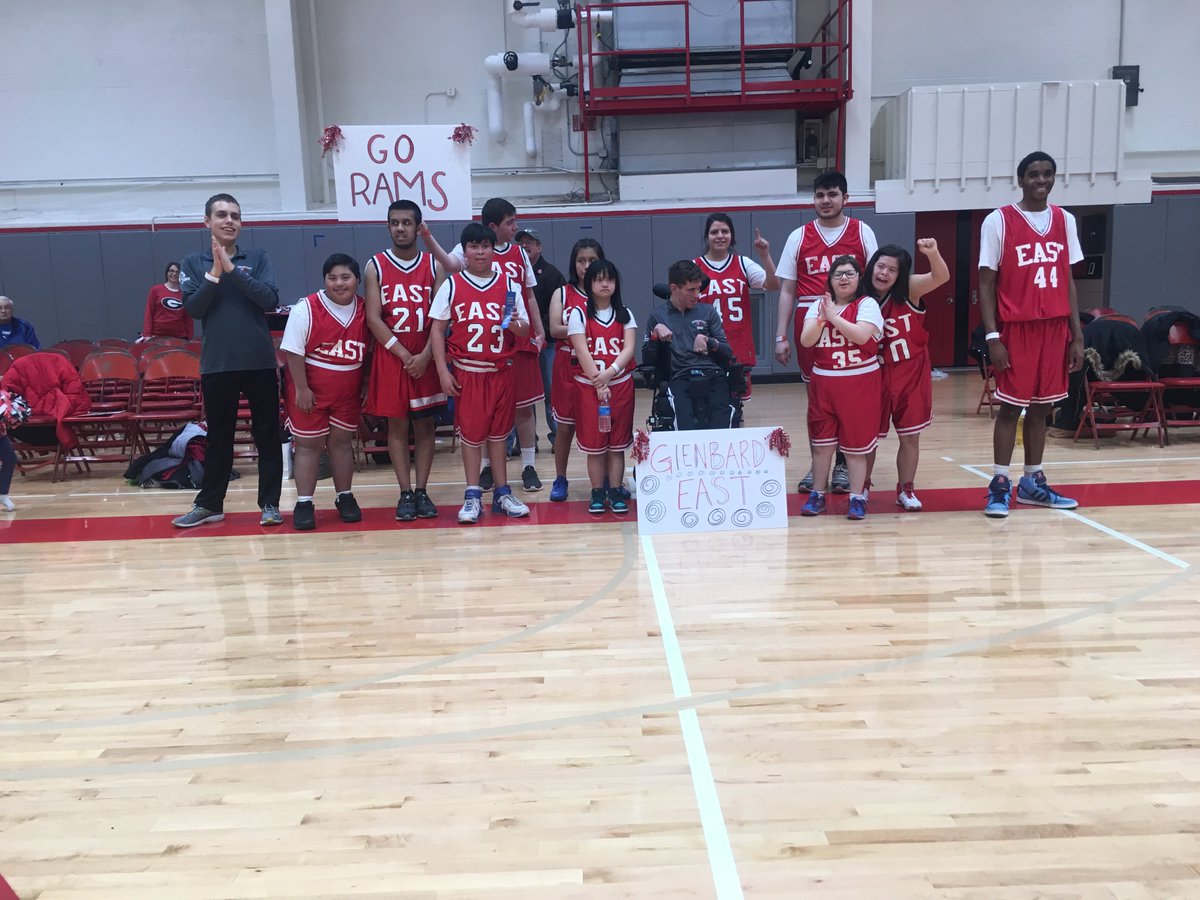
[642,299,732,377]
[180,246,279,374]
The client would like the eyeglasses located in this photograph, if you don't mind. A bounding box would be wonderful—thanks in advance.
[831,271,858,280]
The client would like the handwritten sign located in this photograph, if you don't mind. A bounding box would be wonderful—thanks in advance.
[331,125,471,222]
[636,427,788,535]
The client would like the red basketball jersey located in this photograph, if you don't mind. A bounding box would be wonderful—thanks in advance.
[369,249,436,354]
[558,285,588,356]
[811,297,880,374]
[879,296,929,366]
[574,311,631,384]
[996,204,1072,322]
[445,272,518,367]
[793,219,870,298]
[300,292,367,371]
[696,254,755,363]
[492,243,536,354]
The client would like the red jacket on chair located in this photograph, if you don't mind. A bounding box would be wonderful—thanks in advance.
[0,352,92,446]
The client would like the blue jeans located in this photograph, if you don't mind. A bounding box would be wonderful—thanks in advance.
[539,342,557,439]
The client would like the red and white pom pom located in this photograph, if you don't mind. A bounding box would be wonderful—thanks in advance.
[768,427,791,457]
[318,125,345,157]
[632,429,651,463]
[449,123,478,146]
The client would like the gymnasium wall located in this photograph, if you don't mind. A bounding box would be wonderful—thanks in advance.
[1109,194,1200,320]
[0,206,916,376]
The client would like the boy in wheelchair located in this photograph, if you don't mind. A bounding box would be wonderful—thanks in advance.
[640,260,747,431]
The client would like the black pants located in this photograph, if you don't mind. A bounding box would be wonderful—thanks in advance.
[668,369,733,430]
[196,369,283,513]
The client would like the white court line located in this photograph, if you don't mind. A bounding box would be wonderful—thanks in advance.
[642,535,743,900]
[960,464,1190,569]
[941,456,955,462]
[965,455,1200,468]
[60,480,470,499]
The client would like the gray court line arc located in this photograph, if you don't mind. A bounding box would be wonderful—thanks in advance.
[3,563,1193,783]
[0,525,640,735]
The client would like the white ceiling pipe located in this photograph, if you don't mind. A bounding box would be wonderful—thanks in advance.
[484,52,553,144]
[523,89,567,158]
[508,6,561,31]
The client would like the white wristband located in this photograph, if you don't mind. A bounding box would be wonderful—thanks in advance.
[985,331,1001,342]
[384,336,398,350]
[609,363,621,375]
[204,272,220,284]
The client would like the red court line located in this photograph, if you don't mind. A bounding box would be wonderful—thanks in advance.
[2,480,1198,546]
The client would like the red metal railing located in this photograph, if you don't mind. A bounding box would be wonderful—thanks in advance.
[575,0,853,199]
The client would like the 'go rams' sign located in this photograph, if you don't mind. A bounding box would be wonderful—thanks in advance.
[331,126,471,222]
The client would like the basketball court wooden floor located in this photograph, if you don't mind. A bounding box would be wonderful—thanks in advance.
[2,372,1199,899]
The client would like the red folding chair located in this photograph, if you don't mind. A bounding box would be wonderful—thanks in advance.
[0,351,12,377]
[58,353,140,479]
[48,340,97,369]
[3,343,37,361]
[976,361,999,417]
[1159,323,1200,435]
[97,337,133,349]
[132,350,203,456]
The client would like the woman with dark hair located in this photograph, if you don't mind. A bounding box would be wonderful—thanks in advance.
[141,261,192,339]
[280,253,368,530]
[568,258,638,514]
[546,238,604,501]
[694,213,779,397]
[798,255,884,520]
[864,239,948,510]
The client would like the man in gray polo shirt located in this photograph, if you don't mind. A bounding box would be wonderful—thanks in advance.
[643,259,735,430]
[172,193,284,528]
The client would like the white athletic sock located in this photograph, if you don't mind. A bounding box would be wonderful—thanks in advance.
[993,465,1010,479]
[850,492,866,502]
[0,495,13,511]
[480,461,491,473]
[1024,464,1043,477]
[297,495,313,503]
[466,484,481,494]
[521,447,535,467]
[336,490,352,499]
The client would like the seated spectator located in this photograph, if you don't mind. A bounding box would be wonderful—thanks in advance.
[141,262,192,340]
[0,296,40,349]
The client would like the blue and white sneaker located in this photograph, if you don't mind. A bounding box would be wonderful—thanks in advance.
[492,486,530,518]
[1017,471,1078,509]
[458,489,483,525]
[549,476,569,502]
[984,475,1012,518]
[846,496,867,521]
[800,490,825,517]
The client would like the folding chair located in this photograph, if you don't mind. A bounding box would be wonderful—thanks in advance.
[3,344,37,361]
[1159,323,1200,435]
[48,340,97,369]
[132,350,203,457]
[1073,377,1167,449]
[58,353,140,479]
[976,361,999,417]
[97,337,133,350]
[0,351,13,377]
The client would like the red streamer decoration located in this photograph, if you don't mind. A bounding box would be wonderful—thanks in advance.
[449,123,478,146]
[632,429,651,463]
[318,125,344,157]
[768,427,791,457]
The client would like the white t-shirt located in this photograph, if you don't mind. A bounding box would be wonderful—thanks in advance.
[804,296,884,340]
[566,305,638,336]
[449,242,538,288]
[429,271,530,324]
[279,292,358,356]
[775,220,880,284]
[978,206,1084,270]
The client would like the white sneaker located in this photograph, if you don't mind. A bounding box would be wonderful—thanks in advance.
[492,489,530,518]
[457,489,483,525]
[0,495,13,512]
[896,482,923,511]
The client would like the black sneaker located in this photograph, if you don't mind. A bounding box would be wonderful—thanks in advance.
[335,492,362,523]
[414,488,438,519]
[588,487,607,515]
[479,466,495,492]
[831,463,851,494]
[395,490,417,522]
[608,487,629,514]
[293,500,316,531]
[521,465,543,492]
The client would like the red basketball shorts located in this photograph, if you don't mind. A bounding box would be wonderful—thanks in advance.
[285,365,363,439]
[550,348,578,425]
[792,301,817,381]
[455,363,515,447]
[994,317,1071,408]
[363,346,446,418]
[513,350,544,409]
[724,319,756,399]
[574,376,635,455]
[879,355,933,438]
[808,368,882,455]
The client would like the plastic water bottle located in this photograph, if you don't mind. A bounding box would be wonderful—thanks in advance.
[501,289,516,329]
[598,402,612,433]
